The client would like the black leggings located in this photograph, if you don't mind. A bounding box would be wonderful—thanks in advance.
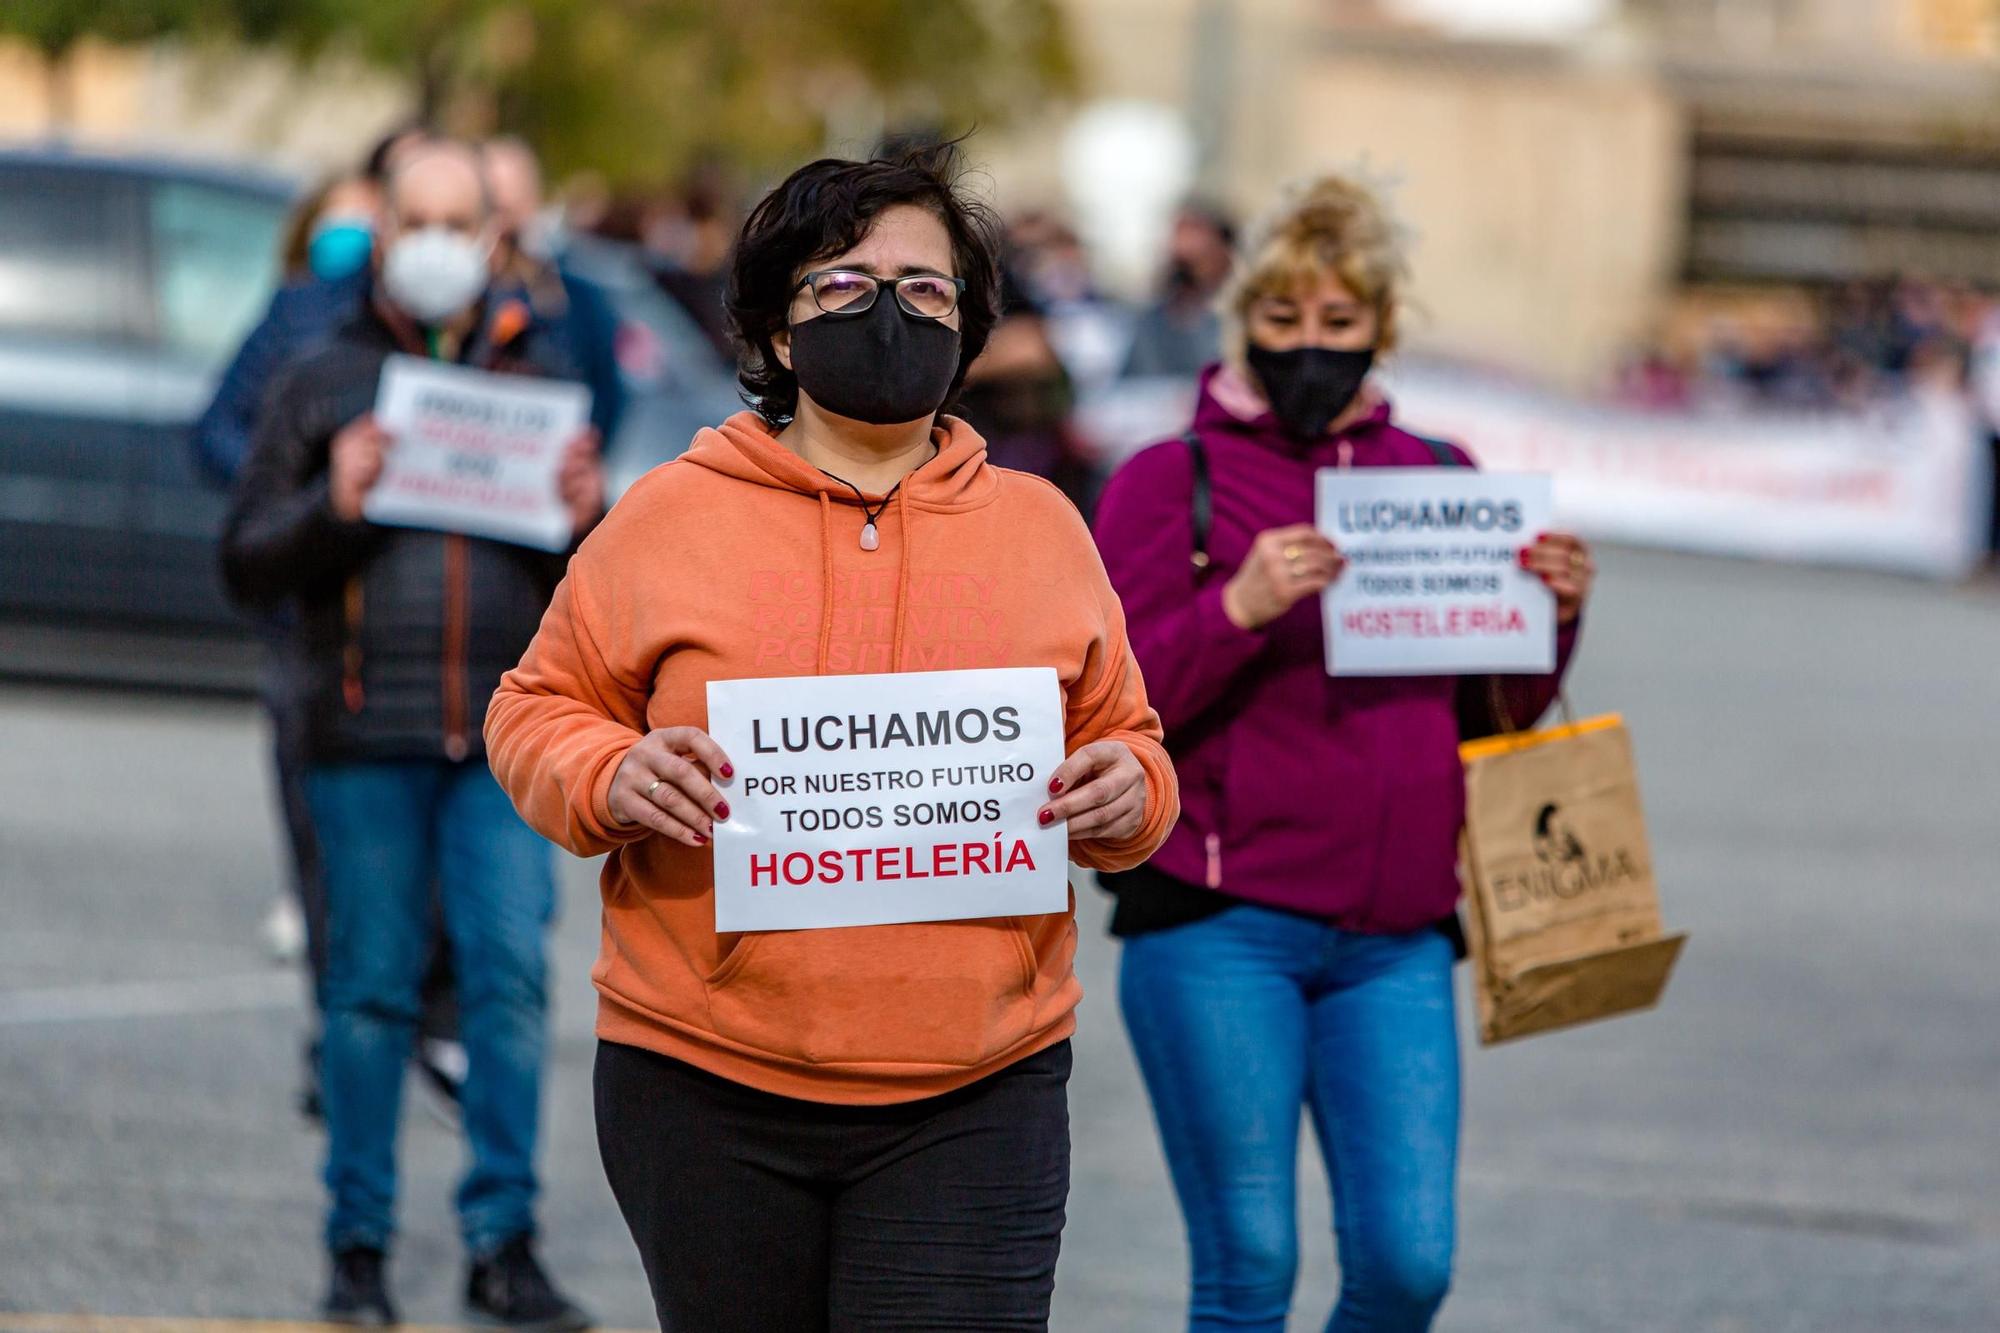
[594,1039,1072,1332]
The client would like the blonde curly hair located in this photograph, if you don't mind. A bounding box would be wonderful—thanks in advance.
[1219,172,1411,370]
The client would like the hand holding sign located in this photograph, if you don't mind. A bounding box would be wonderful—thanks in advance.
[1222,524,1346,631]
[556,428,607,538]
[1040,739,1147,842]
[329,414,393,522]
[1520,531,1595,624]
[609,726,734,847]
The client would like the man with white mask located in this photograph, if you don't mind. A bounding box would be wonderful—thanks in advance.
[222,138,598,1329]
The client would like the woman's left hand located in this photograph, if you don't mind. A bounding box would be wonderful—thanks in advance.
[1521,531,1595,625]
[1040,740,1147,844]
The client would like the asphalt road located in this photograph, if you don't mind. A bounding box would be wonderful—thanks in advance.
[3,547,1998,1331]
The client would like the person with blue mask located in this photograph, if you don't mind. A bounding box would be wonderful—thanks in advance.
[195,173,388,487]
[308,207,376,284]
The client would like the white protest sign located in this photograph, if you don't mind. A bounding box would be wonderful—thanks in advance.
[365,354,592,552]
[705,668,1069,932]
[1316,469,1555,676]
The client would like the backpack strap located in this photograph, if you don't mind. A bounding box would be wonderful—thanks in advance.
[1186,432,1456,572]
[1184,430,1213,572]
[1417,434,1462,468]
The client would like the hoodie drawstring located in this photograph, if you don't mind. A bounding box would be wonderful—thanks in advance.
[816,491,835,674]
[889,487,913,672]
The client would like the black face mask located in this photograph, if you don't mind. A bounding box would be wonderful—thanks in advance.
[788,294,962,425]
[1247,344,1375,441]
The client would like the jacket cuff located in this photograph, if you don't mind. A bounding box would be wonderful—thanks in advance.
[1193,578,1270,660]
[584,738,650,847]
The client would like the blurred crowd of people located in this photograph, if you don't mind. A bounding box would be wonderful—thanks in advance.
[1614,275,1993,414]
[574,175,1243,516]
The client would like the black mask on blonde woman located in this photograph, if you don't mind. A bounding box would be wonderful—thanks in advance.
[790,294,962,425]
[1247,344,1375,441]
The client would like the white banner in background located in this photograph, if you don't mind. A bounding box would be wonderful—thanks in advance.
[705,668,1068,933]
[366,355,591,552]
[1384,363,1990,581]
[1317,469,1555,676]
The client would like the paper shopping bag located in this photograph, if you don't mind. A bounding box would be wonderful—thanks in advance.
[1458,714,1686,1045]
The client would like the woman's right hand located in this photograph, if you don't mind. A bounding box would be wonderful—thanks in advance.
[328,413,391,522]
[1222,523,1345,630]
[608,727,735,847]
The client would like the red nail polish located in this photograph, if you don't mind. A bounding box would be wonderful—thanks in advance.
[715,801,730,821]
[692,833,708,845]
[719,763,734,779]
[1517,549,1532,568]
[1038,809,1055,826]
[1535,531,1549,544]
[1048,778,1064,794]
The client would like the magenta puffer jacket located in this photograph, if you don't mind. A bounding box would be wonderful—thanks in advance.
[1092,365,1578,932]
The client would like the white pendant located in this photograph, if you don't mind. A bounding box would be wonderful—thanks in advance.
[859,521,880,551]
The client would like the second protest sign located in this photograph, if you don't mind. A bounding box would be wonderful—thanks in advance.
[705,667,1068,932]
[1316,468,1556,676]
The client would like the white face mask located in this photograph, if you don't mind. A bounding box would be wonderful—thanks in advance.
[381,225,492,324]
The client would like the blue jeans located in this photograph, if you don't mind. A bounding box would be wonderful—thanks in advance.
[1120,906,1459,1333]
[306,759,556,1255]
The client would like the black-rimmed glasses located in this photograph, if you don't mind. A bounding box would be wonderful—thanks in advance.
[795,269,964,320]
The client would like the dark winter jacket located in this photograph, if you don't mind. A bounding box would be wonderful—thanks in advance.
[191,271,368,488]
[222,292,590,763]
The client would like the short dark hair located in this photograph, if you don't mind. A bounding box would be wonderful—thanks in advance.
[363,122,431,183]
[726,141,1002,426]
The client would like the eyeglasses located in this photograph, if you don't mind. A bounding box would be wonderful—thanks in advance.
[795,269,965,321]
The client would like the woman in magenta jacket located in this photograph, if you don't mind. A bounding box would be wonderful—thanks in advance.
[1093,175,1596,1332]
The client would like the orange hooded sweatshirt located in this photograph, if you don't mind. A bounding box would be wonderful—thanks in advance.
[486,411,1177,1104]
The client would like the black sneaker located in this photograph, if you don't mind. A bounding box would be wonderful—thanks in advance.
[322,1246,396,1326]
[465,1234,591,1331]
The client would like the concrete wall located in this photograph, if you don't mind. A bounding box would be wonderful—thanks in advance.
[1286,45,1684,388]
[982,3,1685,389]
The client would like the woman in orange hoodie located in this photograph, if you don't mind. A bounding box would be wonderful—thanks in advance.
[485,143,1177,1330]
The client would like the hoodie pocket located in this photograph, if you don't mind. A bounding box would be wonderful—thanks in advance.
[704,919,1040,1069]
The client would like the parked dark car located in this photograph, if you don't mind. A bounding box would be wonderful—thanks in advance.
[0,150,292,662]
[0,149,739,689]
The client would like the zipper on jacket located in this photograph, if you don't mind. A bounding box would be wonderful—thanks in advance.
[1204,832,1223,890]
[442,534,470,761]
[341,578,366,713]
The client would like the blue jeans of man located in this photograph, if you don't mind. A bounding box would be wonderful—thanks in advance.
[1120,905,1459,1333]
[306,759,555,1255]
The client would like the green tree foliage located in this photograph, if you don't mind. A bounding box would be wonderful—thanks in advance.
[0,0,203,122]
[8,0,1079,185]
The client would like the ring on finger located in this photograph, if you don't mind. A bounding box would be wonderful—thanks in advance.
[1569,551,1586,575]
[1283,543,1303,562]
[646,779,663,797]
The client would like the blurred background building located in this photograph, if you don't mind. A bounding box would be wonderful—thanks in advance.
[6,1,1999,393]
[0,0,1992,678]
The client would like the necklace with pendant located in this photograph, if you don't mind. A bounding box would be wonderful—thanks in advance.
[817,445,937,552]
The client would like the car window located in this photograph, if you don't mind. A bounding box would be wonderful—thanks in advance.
[149,179,287,367]
[0,168,138,343]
